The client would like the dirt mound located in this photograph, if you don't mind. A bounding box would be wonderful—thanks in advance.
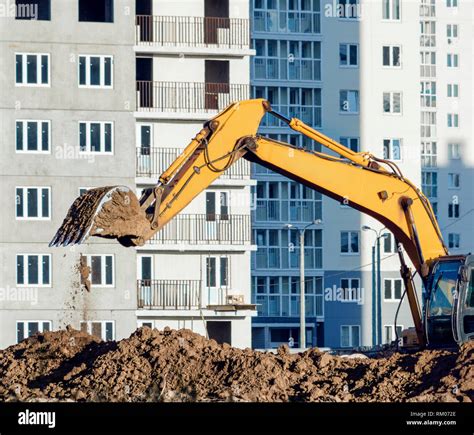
[0,327,472,402]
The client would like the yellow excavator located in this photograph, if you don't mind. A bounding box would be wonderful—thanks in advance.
[50,99,474,348]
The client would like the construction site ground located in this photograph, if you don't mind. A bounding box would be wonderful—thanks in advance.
[0,327,472,402]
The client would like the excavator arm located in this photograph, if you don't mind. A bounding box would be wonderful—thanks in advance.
[50,99,450,346]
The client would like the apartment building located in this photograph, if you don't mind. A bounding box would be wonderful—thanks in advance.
[0,0,256,349]
[134,0,256,348]
[0,0,138,348]
[420,0,474,261]
[250,0,444,349]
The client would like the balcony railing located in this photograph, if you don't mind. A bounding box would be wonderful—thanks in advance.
[148,214,251,245]
[137,279,232,309]
[253,10,321,34]
[136,15,250,48]
[137,81,250,112]
[254,199,322,222]
[136,147,251,179]
[137,279,202,309]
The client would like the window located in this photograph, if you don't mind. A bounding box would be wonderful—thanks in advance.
[448,143,461,159]
[84,255,114,287]
[447,113,459,128]
[447,84,459,97]
[448,173,460,189]
[421,141,437,167]
[16,187,50,219]
[15,0,50,20]
[206,256,229,288]
[206,191,229,221]
[382,45,401,67]
[340,231,359,254]
[138,321,153,328]
[422,171,437,198]
[78,55,113,88]
[447,24,458,39]
[383,92,401,114]
[341,325,360,347]
[339,43,358,67]
[80,321,115,341]
[337,0,360,19]
[340,137,359,152]
[17,321,51,343]
[421,81,436,108]
[448,203,459,218]
[446,0,458,7]
[15,120,50,153]
[448,233,460,249]
[383,139,402,160]
[384,325,403,344]
[137,124,152,155]
[382,0,400,20]
[16,254,51,286]
[78,0,113,22]
[384,278,403,301]
[339,90,359,113]
[79,122,113,154]
[383,233,398,254]
[340,278,360,302]
[447,53,459,67]
[15,53,49,86]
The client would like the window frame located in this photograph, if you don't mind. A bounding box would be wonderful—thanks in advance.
[15,186,51,220]
[80,320,115,341]
[340,278,360,302]
[382,138,402,161]
[382,45,402,68]
[448,203,460,219]
[447,83,459,98]
[383,324,403,344]
[16,253,52,287]
[339,43,359,68]
[340,230,360,255]
[382,91,402,115]
[448,143,461,159]
[337,0,361,20]
[84,254,115,287]
[78,54,114,89]
[383,278,403,302]
[78,121,114,154]
[15,52,50,87]
[15,119,51,154]
[339,89,360,114]
[448,173,460,189]
[447,113,459,128]
[448,233,460,249]
[340,324,360,348]
[382,0,401,21]
[447,53,459,68]
[16,320,52,343]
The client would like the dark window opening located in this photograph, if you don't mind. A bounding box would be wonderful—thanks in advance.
[79,0,114,23]
[136,57,153,108]
[16,0,51,20]
[204,0,229,44]
[205,60,229,109]
[207,321,231,345]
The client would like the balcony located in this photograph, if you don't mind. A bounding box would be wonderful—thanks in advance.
[253,10,321,34]
[147,214,251,245]
[136,147,251,180]
[254,199,322,222]
[253,246,323,270]
[137,279,202,309]
[137,279,249,310]
[136,81,250,113]
[136,15,250,49]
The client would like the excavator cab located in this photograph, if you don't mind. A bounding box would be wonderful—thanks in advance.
[425,255,474,346]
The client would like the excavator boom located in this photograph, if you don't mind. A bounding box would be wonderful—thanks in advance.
[50,99,454,346]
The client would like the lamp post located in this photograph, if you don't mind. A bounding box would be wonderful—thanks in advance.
[285,219,322,349]
[362,225,385,346]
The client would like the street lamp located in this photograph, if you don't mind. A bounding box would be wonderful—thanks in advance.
[362,225,386,346]
[285,219,322,349]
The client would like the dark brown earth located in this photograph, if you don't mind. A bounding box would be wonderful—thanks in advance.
[0,327,472,402]
[50,187,150,246]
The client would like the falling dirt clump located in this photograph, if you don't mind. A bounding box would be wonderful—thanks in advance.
[0,327,472,402]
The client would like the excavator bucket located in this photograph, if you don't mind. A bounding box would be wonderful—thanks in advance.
[49,186,151,247]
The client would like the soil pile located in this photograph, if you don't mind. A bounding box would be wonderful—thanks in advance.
[0,327,472,402]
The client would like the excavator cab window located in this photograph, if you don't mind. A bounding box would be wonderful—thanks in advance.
[426,259,462,346]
